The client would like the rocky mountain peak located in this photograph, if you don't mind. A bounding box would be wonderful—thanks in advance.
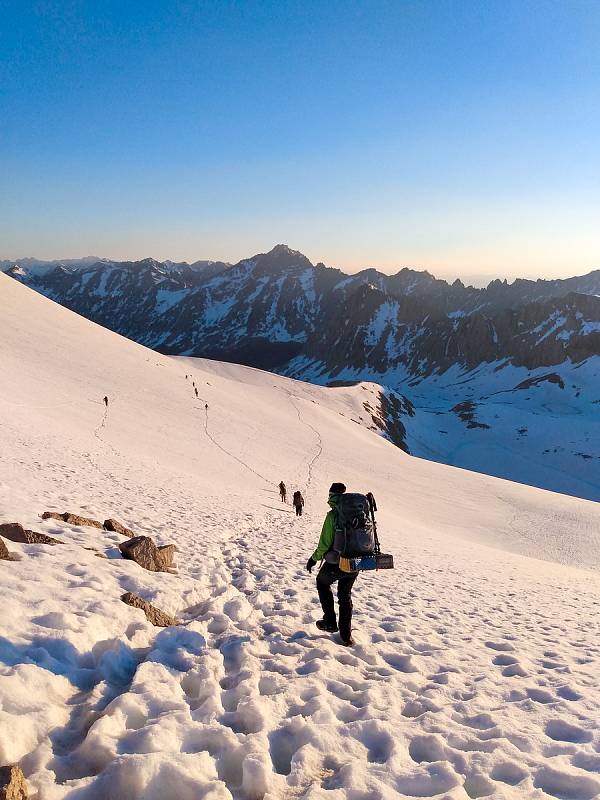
[250,245,314,276]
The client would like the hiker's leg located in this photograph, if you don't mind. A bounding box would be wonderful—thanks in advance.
[337,571,358,641]
[316,564,337,626]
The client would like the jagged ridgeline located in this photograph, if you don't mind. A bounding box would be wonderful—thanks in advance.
[5,245,600,501]
[4,244,600,377]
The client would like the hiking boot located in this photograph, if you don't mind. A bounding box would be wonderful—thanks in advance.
[316,619,338,633]
[340,635,355,647]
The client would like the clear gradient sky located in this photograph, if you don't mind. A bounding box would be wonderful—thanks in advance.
[2,0,600,281]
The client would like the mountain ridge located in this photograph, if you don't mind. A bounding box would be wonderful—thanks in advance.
[4,245,600,291]
[4,242,600,384]
[4,245,600,501]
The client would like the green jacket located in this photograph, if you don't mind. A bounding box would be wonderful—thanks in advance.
[311,494,341,561]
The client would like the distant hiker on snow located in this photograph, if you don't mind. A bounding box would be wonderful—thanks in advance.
[279,481,287,503]
[103,396,109,407]
[306,482,356,646]
[205,403,209,411]
[293,490,304,516]
[195,388,199,398]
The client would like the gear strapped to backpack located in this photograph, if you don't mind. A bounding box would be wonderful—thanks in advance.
[334,492,394,573]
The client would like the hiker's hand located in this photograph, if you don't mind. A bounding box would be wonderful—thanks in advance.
[306,557,317,573]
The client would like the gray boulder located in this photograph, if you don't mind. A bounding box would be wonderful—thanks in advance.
[0,537,8,560]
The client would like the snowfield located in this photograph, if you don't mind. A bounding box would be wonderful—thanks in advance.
[1,272,600,800]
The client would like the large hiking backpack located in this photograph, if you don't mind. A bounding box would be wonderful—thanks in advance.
[333,493,376,557]
[334,492,395,573]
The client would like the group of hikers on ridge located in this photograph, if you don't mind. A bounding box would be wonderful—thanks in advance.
[278,481,304,516]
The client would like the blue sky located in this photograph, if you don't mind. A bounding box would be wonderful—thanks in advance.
[2,0,599,280]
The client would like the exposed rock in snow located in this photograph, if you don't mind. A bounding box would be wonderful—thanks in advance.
[103,517,134,537]
[0,764,28,799]
[0,523,62,546]
[41,511,103,528]
[0,537,9,560]
[157,543,176,569]
[120,592,180,627]
[62,512,104,529]
[118,535,174,572]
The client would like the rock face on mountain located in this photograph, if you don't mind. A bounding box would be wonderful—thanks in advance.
[6,246,600,382]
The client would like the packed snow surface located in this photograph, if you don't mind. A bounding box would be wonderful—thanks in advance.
[1,272,600,799]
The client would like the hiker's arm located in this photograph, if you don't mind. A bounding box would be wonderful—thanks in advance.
[312,513,334,561]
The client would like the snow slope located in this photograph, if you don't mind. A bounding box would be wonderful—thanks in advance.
[1,272,600,800]
[402,361,600,503]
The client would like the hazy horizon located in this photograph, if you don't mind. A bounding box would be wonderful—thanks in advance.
[2,245,598,289]
[2,2,599,281]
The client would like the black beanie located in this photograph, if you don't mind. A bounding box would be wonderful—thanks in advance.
[329,482,346,494]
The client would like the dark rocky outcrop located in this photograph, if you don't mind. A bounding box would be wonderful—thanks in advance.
[0,537,9,560]
[103,518,134,537]
[0,764,28,799]
[0,523,63,546]
[118,536,176,572]
[515,372,565,391]
[121,592,179,626]
[451,401,491,430]
[378,389,414,452]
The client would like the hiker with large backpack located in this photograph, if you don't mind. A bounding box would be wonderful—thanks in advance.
[293,490,304,516]
[279,481,287,503]
[306,482,357,645]
[306,483,393,646]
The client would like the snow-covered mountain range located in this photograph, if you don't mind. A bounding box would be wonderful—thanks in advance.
[2,272,600,799]
[4,246,600,500]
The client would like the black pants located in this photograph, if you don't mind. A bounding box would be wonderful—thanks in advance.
[295,505,303,516]
[316,562,357,641]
